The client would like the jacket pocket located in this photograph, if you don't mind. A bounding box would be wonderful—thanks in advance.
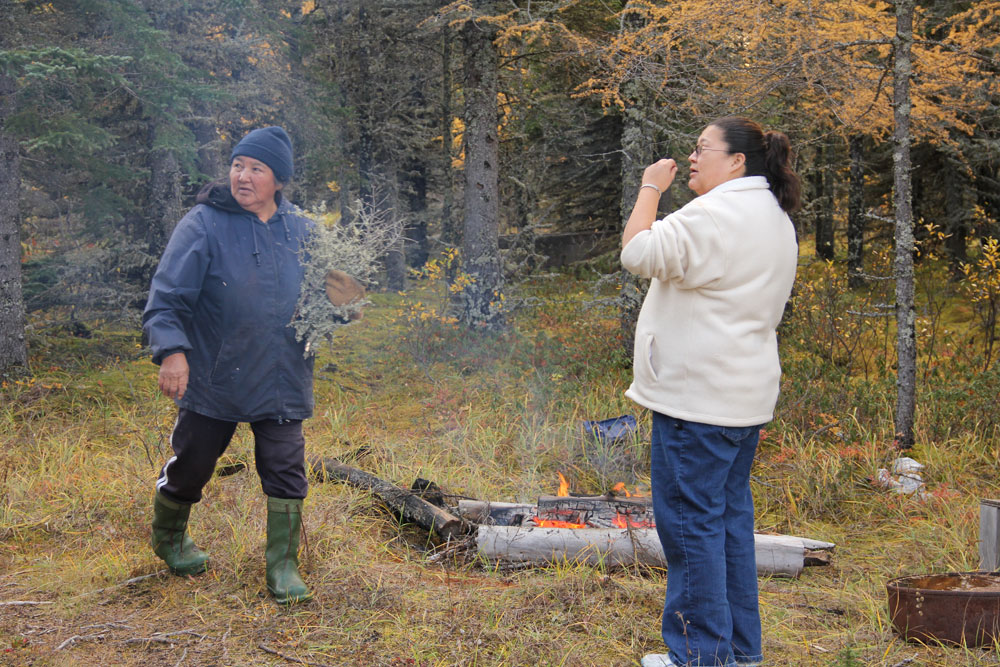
[642,333,659,382]
[209,339,241,385]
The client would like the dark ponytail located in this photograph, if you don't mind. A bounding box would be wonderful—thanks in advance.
[762,130,801,213]
[712,116,801,213]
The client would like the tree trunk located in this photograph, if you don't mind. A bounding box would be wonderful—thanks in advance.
[847,135,865,288]
[191,112,223,183]
[383,182,407,291]
[943,150,970,278]
[813,143,835,261]
[403,157,429,269]
[440,16,457,251]
[0,73,28,375]
[459,12,503,328]
[893,0,916,449]
[147,124,184,254]
[357,1,376,211]
[617,2,659,358]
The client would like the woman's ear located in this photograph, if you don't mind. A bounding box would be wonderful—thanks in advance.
[730,152,747,173]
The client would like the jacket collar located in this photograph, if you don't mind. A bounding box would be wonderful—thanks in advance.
[707,175,769,195]
[196,180,287,218]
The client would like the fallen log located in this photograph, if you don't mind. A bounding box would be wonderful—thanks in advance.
[307,455,471,541]
[475,525,834,577]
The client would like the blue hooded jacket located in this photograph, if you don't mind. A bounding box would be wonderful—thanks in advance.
[142,183,314,422]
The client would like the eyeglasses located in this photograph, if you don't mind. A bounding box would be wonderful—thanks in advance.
[692,145,730,157]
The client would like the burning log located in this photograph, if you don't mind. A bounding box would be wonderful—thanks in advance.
[475,525,833,577]
[307,455,472,541]
[535,494,654,528]
[459,497,834,577]
[458,500,537,525]
[458,496,654,528]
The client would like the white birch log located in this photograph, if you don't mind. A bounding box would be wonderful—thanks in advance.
[475,526,834,577]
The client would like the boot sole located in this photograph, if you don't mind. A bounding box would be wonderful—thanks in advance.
[168,561,209,576]
[268,586,314,605]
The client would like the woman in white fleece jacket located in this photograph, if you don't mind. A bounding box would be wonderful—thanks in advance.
[626,117,800,667]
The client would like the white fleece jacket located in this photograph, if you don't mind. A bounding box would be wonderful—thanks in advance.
[620,176,798,427]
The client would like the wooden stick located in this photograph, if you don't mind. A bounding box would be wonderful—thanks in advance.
[258,643,336,667]
[56,633,106,650]
[307,455,471,541]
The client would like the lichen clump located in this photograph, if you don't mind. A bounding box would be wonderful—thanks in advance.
[291,205,400,354]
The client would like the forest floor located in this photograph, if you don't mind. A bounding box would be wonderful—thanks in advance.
[2,261,1000,666]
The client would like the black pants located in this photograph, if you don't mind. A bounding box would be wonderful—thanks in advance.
[156,408,308,503]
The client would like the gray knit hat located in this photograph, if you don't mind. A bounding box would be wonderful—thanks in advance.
[230,126,294,182]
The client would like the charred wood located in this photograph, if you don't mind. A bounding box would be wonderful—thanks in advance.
[307,456,472,541]
[457,500,537,526]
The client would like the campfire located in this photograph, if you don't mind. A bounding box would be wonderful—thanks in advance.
[523,475,656,530]
[308,457,834,577]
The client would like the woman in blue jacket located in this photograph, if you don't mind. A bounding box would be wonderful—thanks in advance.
[143,126,319,604]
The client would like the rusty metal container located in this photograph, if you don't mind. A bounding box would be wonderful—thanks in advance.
[887,572,1000,646]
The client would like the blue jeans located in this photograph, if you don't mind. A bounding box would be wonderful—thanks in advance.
[650,412,763,667]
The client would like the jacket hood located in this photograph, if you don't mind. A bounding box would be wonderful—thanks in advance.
[195,180,285,215]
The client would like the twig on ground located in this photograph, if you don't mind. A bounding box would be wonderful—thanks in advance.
[80,622,134,631]
[121,630,206,646]
[69,570,167,600]
[121,636,177,646]
[257,642,336,667]
[426,535,477,565]
[889,657,917,667]
[221,622,232,663]
[173,647,188,667]
[805,419,845,443]
[0,600,53,606]
[789,602,845,615]
[56,633,106,650]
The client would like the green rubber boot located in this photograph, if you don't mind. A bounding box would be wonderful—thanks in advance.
[265,497,314,605]
[151,491,209,576]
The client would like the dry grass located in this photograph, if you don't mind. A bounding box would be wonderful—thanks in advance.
[2,264,1000,666]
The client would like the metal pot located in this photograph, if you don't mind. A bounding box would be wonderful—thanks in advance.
[887,572,1000,646]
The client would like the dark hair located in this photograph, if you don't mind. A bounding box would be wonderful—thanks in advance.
[710,116,801,213]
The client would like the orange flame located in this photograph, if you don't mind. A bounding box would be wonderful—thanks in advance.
[532,518,588,529]
[610,482,645,497]
[612,513,655,529]
[610,482,631,497]
[557,472,569,497]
